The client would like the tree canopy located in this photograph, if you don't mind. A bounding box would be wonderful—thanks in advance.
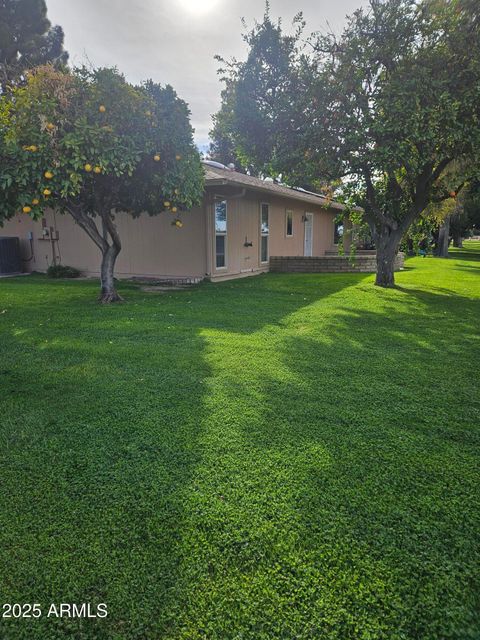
[0,65,204,301]
[210,11,305,180]
[212,0,480,285]
[0,0,68,91]
[461,180,480,236]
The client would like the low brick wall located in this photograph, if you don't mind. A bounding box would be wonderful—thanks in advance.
[270,253,404,274]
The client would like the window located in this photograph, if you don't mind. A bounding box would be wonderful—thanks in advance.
[334,218,343,245]
[215,199,227,268]
[260,203,269,263]
[286,210,293,237]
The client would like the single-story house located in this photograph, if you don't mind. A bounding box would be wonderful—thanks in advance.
[2,161,353,282]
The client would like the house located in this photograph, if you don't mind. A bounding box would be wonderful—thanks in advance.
[2,161,354,282]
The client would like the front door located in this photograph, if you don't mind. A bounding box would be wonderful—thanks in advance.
[304,213,313,256]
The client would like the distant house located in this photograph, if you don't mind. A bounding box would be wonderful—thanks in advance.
[3,161,351,282]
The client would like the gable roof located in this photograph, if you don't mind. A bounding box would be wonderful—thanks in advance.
[203,163,348,211]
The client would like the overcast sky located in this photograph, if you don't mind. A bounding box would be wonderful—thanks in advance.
[47,0,367,147]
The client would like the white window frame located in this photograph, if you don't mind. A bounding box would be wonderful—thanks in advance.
[285,209,294,237]
[260,202,270,264]
[214,198,227,270]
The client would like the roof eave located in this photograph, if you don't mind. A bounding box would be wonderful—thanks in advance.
[205,178,347,210]
[204,178,229,186]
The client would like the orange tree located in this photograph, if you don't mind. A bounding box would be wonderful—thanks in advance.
[0,65,204,301]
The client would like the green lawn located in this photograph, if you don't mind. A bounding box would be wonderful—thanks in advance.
[1,244,479,640]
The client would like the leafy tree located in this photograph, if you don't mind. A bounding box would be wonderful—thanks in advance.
[215,0,480,285]
[417,159,468,256]
[408,160,478,255]
[208,82,242,169]
[457,179,480,240]
[402,179,480,255]
[211,10,309,182]
[423,195,460,256]
[0,65,204,302]
[0,0,68,92]
[401,214,437,255]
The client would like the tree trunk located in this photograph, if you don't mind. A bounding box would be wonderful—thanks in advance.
[66,202,124,303]
[98,213,122,303]
[99,244,122,303]
[436,216,451,258]
[374,227,401,287]
[452,232,463,248]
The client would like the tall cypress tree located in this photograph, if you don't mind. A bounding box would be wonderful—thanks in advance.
[0,0,68,91]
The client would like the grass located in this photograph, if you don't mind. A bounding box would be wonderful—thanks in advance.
[0,242,479,640]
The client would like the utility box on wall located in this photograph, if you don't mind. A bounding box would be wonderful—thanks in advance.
[0,237,22,274]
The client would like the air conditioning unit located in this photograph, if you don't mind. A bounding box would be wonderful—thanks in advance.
[0,237,22,275]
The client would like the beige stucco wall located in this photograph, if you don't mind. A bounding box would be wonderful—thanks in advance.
[2,206,207,279]
[205,190,338,282]
[206,192,266,281]
[268,196,337,258]
[1,191,339,282]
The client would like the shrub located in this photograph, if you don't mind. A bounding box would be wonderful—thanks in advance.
[46,264,81,278]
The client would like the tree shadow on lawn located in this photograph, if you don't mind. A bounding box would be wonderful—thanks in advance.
[396,283,480,305]
[2,273,479,639]
[449,247,480,262]
[0,271,363,639]
[263,294,479,637]
[1,271,370,336]
[164,286,480,638]
[0,316,214,639]
[452,264,480,276]
[192,271,372,335]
